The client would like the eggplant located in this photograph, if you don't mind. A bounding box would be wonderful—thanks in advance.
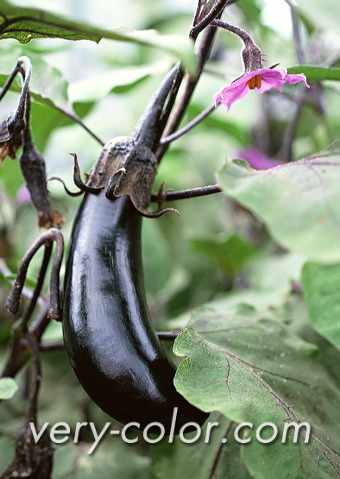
[62,68,208,433]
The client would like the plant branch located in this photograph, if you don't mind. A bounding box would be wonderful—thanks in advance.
[157,331,180,341]
[39,340,64,352]
[160,103,216,144]
[211,19,263,72]
[190,0,230,41]
[55,105,105,146]
[5,229,64,320]
[156,23,220,163]
[24,331,41,423]
[151,183,222,202]
[285,0,305,65]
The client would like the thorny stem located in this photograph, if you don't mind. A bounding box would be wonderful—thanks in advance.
[160,103,216,144]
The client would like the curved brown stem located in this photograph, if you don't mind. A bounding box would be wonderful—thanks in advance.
[5,228,64,321]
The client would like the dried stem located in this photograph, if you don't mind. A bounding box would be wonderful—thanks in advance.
[5,228,64,321]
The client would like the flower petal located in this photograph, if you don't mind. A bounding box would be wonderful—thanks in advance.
[284,72,310,88]
[214,82,249,109]
[214,66,309,110]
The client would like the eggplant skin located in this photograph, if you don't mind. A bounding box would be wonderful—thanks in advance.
[62,191,208,433]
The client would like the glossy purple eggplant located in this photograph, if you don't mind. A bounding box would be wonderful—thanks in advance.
[62,65,208,432]
[62,191,208,432]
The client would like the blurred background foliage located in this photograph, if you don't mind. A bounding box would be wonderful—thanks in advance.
[0,0,339,477]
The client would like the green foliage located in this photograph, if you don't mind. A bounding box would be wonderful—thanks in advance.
[288,66,340,82]
[173,306,339,479]
[0,0,339,477]
[301,262,340,348]
[218,144,340,263]
[0,0,196,71]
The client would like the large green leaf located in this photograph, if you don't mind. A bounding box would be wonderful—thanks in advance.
[68,62,168,105]
[218,143,340,263]
[288,66,340,83]
[173,306,340,479]
[301,262,340,349]
[0,0,196,71]
[0,48,70,110]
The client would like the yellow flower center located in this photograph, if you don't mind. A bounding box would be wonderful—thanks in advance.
[247,74,262,90]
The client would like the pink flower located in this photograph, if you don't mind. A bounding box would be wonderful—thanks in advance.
[215,67,310,110]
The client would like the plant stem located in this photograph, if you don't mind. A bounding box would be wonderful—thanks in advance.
[55,105,105,146]
[190,0,230,40]
[211,19,263,72]
[161,103,216,144]
[156,24,220,163]
[151,184,222,202]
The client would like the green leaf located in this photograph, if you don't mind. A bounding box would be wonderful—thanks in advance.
[151,414,253,479]
[0,48,70,110]
[151,413,240,479]
[190,233,255,273]
[288,66,340,82]
[218,143,340,263]
[53,440,152,479]
[0,0,196,71]
[69,62,167,105]
[301,262,340,349]
[0,377,18,399]
[173,306,340,479]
